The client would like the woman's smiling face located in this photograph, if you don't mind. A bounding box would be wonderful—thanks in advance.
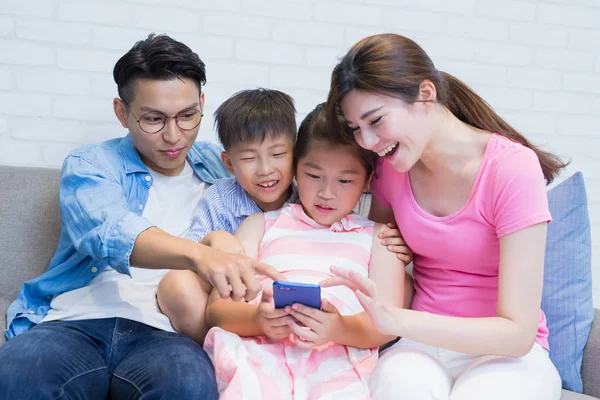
[341,90,430,173]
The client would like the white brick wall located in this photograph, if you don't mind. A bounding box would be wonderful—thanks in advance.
[0,0,599,305]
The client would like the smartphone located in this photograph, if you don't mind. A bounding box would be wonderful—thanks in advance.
[273,281,321,309]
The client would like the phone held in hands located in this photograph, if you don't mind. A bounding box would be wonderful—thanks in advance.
[273,281,321,309]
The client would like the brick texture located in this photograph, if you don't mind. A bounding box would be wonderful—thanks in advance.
[0,0,598,306]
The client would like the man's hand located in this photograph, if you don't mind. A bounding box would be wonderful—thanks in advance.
[379,222,413,264]
[201,230,245,255]
[255,288,292,341]
[285,300,344,350]
[196,246,286,302]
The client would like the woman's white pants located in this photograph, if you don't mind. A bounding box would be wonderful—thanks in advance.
[370,338,562,400]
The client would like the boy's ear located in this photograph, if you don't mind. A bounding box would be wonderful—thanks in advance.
[221,152,235,175]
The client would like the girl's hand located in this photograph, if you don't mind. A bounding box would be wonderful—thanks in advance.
[379,222,413,264]
[320,266,401,336]
[255,288,293,341]
[285,300,343,350]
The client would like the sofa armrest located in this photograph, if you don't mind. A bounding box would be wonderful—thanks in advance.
[0,296,10,347]
[582,308,600,397]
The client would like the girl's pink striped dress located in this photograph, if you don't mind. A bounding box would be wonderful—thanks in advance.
[203,203,377,400]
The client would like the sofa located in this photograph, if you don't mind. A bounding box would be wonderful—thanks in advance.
[1,165,599,399]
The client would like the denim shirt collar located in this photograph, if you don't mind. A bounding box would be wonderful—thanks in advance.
[119,135,148,174]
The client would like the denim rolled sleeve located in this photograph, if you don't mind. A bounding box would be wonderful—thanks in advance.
[60,155,153,274]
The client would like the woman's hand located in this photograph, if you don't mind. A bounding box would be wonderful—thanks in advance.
[254,288,293,341]
[320,266,401,336]
[285,300,344,350]
[378,223,413,264]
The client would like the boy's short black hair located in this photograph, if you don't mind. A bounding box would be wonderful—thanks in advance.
[113,33,206,103]
[214,88,296,151]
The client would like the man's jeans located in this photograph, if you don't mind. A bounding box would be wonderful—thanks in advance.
[0,318,218,399]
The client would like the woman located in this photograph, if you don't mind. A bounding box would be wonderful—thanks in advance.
[323,33,565,400]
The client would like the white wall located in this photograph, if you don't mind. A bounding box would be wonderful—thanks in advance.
[1,0,599,304]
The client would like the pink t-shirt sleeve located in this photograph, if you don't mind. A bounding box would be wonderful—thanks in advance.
[492,146,551,238]
[370,161,392,208]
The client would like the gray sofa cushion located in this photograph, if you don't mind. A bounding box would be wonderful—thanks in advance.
[562,390,599,399]
[582,309,600,397]
[0,167,62,333]
[0,297,10,347]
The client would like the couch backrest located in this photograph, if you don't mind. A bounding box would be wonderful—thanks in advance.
[0,166,61,302]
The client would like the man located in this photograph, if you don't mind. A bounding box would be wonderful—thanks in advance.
[0,34,283,399]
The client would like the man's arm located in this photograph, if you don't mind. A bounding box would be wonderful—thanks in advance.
[60,154,153,274]
[62,155,283,301]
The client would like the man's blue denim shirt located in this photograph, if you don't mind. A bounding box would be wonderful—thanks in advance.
[5,135,230,340]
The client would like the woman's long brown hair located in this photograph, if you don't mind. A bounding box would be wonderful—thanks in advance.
[326,33,567,184]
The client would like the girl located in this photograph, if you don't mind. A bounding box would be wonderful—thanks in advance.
[324,34,565,400]
[202,103,406,399]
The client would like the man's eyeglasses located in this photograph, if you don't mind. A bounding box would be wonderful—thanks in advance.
[123,100,203,134]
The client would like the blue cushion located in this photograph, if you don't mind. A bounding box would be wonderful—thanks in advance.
[542,172,594,393]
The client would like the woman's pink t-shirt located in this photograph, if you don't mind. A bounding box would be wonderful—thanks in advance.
[371,134,551,349]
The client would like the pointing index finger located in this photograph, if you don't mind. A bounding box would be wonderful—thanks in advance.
[254,261,287,282]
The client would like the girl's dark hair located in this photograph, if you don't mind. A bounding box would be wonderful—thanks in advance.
[113,33,206,103]
[326,34,567,184]
[295,103,376,179]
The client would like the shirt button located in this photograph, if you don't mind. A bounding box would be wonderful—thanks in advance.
[91,266,98,273]
[144,175,151,182]
[138,204,143,211]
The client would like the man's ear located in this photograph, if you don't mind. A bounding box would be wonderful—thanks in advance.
[113,98,129,129]
[221,151,235,175]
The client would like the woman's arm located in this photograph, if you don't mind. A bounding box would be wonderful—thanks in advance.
[335,222,406,348]
[335,222,547,358]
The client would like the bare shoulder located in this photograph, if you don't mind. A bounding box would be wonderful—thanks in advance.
[236,213,266,235]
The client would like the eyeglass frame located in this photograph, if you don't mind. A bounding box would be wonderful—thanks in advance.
[121,99,204,134]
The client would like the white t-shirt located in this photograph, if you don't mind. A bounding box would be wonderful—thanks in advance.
[42,161,205,332]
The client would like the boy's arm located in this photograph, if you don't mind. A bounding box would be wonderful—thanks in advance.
[187,182,248,255]
[187,183,230,243]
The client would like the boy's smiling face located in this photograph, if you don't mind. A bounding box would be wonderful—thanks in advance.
[222,134,295,212]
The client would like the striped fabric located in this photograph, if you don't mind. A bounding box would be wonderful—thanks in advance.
[187,177,298,242]
[204,204,377,400]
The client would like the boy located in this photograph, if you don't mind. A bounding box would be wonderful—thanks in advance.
[158,88,298,343]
